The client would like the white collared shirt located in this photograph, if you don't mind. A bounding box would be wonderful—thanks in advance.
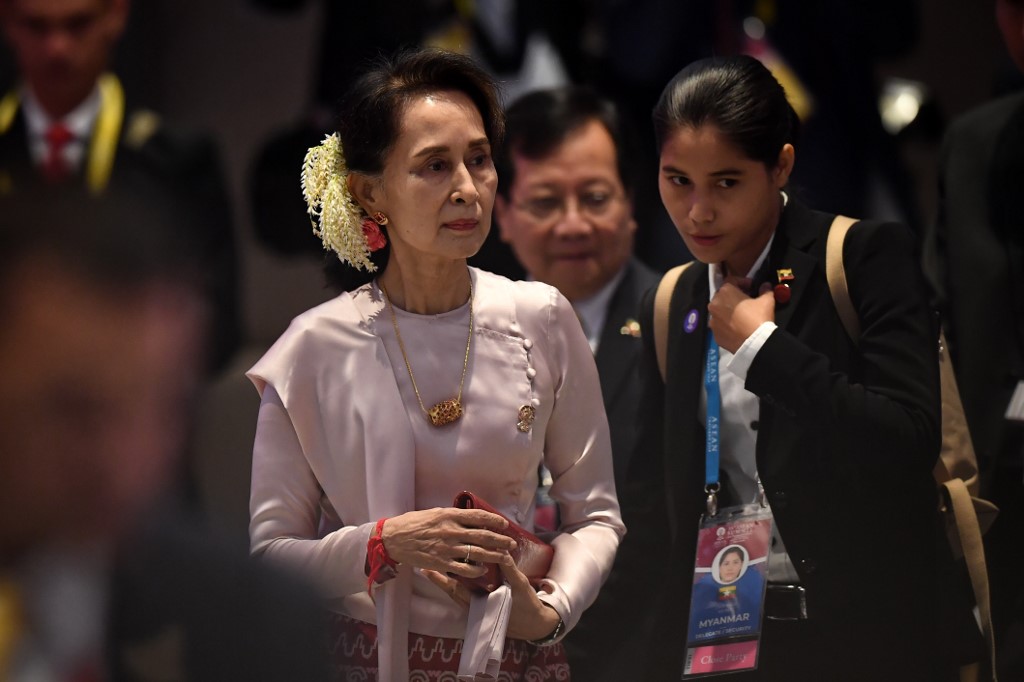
[21,83,102,172]
[571,267,627,355]
[704,235,776,505]
[700,230,801,583]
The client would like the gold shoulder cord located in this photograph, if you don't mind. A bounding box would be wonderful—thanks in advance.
[0,90,19,135]
[0,90,17,193]
[86,73,125,193]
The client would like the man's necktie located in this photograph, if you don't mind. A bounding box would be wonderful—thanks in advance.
[43,123,75,183]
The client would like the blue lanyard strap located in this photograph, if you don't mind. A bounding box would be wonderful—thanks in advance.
[704,331,721,491]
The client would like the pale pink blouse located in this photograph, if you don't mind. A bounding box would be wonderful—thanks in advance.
[247,268,623,677]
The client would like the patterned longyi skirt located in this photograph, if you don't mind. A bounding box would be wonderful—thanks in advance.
[329,612,570,681]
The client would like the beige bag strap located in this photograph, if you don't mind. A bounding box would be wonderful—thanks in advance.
[945,478,996,681]
[825,215,860,340]
[935,334,984,497]
[654,263,693,382]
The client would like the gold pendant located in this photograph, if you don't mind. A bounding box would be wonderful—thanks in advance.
[427,398,463,427]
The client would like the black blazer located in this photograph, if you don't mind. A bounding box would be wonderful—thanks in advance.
[613,200,965,679]
[594,257,661,489]
[562,258,659,681]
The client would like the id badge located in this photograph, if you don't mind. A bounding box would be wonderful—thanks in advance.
[682,504,773,678]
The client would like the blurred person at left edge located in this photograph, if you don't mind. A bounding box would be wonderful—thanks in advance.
[0,189,331,682]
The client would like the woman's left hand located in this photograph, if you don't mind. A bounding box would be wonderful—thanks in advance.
[709,280,774,354]
[422,553,561,642]
[498,554,561,641]
[421,568,475,609]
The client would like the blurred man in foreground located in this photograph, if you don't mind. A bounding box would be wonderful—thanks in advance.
[0,190,330,681]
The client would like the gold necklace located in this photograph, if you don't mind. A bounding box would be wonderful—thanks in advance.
[380,280,473,427]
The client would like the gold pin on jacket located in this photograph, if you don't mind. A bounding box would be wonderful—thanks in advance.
[774,268,795,304]
[620,318,641,337]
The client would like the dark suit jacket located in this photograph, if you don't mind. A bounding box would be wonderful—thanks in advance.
[562,258,659,680]
[607,200,968,679]
[925,93,1024,682]
[107,512,332,681]
[0,93,240,374]
[594,258,661,490]
[925,92,1024,475]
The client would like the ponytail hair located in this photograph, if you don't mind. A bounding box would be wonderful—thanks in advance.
[653,55,799,169]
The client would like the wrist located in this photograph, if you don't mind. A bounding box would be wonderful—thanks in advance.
[365,518,399,590]
[529,605,564,646]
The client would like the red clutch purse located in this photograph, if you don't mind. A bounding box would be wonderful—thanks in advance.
[452,491,554,593]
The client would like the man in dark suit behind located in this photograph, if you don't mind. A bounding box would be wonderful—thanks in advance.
[923,1,1024,676]
[490,85,661,491]
[485,86,662,680]
[0,0,239,374]
[0,190,331,681]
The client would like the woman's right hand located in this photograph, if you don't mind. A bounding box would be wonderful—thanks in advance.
[380,508,516,578]
[708,280,775,353]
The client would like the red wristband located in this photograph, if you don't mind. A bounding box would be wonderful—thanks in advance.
[366,518,398,590]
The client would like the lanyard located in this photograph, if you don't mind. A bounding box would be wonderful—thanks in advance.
[704,331,722,515]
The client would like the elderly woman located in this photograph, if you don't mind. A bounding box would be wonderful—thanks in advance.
[247,48,623,680]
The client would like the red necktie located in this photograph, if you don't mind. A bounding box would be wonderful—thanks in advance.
[43,123,75,183]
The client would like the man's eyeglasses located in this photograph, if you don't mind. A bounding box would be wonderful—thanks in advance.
[513,190,623,224]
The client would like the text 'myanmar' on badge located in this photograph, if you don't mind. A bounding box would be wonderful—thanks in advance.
[682,505,772,678]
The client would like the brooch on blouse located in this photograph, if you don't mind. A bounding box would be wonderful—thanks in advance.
[517,405,536,433]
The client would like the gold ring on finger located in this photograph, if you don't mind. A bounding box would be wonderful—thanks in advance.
[465,545,472,562]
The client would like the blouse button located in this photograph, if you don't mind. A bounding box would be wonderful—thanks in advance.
[523,338,533,350]
[526,368,537,380]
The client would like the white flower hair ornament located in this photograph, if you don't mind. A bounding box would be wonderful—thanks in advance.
[301,133,387,272]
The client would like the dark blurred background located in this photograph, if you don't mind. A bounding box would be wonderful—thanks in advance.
[2,0,1011,346]
[1,0,1018,544]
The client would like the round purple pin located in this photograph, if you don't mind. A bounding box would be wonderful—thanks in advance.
[684,309,699,333]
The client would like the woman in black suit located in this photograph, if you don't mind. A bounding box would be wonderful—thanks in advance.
[613,55,974,680]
